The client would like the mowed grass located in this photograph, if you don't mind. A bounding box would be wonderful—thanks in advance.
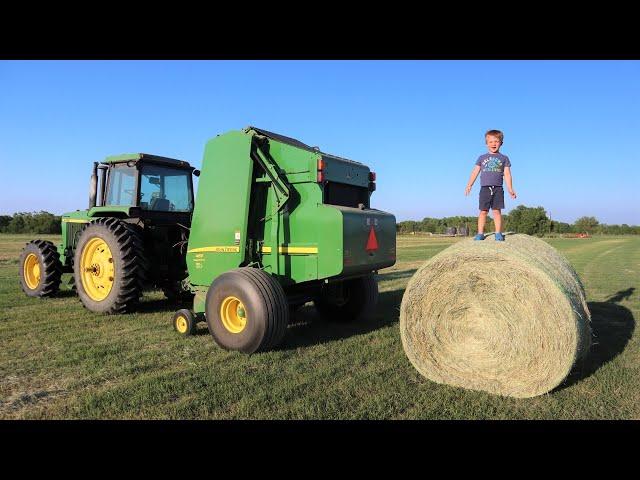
[1,233,638,419]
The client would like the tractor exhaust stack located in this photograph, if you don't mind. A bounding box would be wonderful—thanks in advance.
[89,162,98,209]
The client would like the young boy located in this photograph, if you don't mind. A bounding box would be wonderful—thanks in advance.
[464,129,516,241]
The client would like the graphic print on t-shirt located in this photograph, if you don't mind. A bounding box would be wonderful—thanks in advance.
[482,156,504,172]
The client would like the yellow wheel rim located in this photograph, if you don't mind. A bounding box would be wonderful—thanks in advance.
[23,253,41,290]
[80,237,115,301]
[176,315,189,334]
[220,296,247,333]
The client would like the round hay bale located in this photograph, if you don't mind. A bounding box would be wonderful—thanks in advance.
[399,234,591,398]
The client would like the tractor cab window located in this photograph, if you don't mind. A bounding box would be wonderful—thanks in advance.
[105,164,137,206]
[139,164,193,212]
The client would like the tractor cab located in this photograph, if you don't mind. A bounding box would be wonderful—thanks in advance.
[68,153,201,301]
[92,153,198,216]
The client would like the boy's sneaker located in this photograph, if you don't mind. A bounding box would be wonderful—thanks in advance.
[474,233,485,241]
[495,232,505,241]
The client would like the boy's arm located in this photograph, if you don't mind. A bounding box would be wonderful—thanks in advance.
[465,165,481,195]
[504,166,517,198]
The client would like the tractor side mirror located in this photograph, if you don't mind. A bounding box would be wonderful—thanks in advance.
[193,169,200,177]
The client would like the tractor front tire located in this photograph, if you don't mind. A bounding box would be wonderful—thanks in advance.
[206,268,289,354]
[314,274,378,322]
[73,218,148,314]
[19,240,63,297]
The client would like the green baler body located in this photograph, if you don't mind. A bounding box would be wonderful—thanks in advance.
[187,128,396,313]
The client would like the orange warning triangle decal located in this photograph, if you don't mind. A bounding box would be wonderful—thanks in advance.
[366,225,379,252]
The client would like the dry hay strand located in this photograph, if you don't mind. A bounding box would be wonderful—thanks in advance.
[399,234,592,398]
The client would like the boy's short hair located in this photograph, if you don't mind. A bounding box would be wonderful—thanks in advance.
[485,129,504,143]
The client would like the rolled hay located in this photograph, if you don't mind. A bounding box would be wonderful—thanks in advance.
[399,234,592,398]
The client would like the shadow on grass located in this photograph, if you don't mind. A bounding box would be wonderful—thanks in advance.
[377,269,418,282]
[560,288,636,390]
[54,289,77,298]
[605,287,635,303]
[278,287,406,351]
[136,298,183,314]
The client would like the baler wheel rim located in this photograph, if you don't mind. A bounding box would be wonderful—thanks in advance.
[220,295,247,334]
[175,315,189,334]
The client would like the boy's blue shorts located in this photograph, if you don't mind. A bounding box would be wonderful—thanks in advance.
[479,186,504,211]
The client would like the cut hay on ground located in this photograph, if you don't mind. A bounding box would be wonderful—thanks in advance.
[399,234,592,398]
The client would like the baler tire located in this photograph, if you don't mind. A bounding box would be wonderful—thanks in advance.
[314,274,378,322]
[73,218,148,314]
[205,268,289,354]
[19,240,63,297]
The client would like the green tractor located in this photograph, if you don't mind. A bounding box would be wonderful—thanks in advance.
[19,153,197,313]
[19,127,397,353]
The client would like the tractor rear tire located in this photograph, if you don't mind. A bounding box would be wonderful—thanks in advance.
[205,268,289,354]
[73,218,148,314]
[19,240,63,297]
[314,274,378,322]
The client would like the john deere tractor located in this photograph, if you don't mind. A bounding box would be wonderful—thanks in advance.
[20,127,396,353]
[19,153,198,313]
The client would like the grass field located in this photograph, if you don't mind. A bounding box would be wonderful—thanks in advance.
[1,233,638,419]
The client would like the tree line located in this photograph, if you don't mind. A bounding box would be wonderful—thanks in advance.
[397,205,640,236]
[0,208,638,236]
[0,212,62,234]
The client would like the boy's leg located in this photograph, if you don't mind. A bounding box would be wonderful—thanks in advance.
[478,210,488,233]
[493,209,502,233]
[476,187,490,240]
[491,187,505,240]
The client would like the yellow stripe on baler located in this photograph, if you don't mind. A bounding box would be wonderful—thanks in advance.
[187,245,318,255]
[188,246,240,253]
[261,246,318,255]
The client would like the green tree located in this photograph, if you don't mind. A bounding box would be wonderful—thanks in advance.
[4,211,61,234]
[505,205,550,236]
[574,216,599,234]
[420,217,438,233]
[0,215,12,232]
[6,214,25,233]
[397,220,419,233]
[551,221,573,234]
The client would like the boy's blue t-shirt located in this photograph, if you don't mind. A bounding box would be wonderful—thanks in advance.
[475,152,511,186]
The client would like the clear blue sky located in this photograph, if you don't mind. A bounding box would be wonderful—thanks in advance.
[1,60,638,225]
